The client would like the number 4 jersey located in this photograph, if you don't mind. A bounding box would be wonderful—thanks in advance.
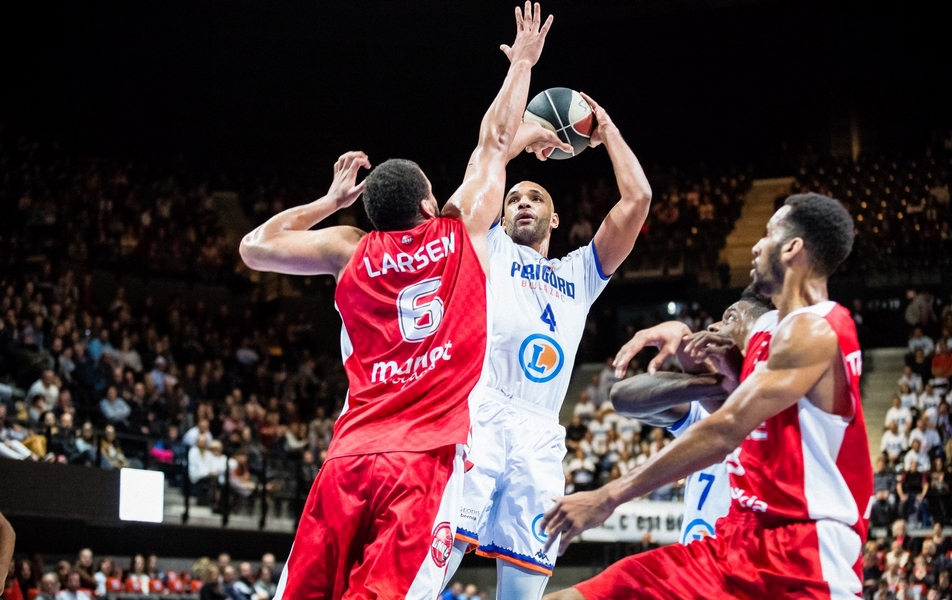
[483,224,609,412]
[330,216,490,460]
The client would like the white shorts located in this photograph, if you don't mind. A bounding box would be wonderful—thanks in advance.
[455,388,566,576]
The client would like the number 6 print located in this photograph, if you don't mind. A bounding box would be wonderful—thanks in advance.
[397,277,444,342]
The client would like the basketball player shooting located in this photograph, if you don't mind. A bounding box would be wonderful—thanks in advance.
[443,96,652,599]
[239,4,556,598]
[542,194,874,599]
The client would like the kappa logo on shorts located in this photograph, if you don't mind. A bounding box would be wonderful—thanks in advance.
[519,334,564,383]
[681,519,716,545]
[430,522,454,568]
[531,513,549,544]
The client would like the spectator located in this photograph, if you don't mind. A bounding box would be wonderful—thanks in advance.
[441,583,463,600]
[126,554,149,593]
[901,366,925,395]
[93,558,115,598]
[196,566,223,600]
[12,559,38,599]
[910,420,941,458]
[871,456,898,527]
[898,459,931,527]
[221,565,239,600]
[55,572,91,600]
[99,386,131,428]
[565,415,587,452]
[905,439,931,472]
[254,566,276,600]
[37,573,59,600]
[232,563,256,600]
[886,395,914,434]
[910,326,937,358]
[932,340,952,394]
[927,457,952,526]
[27,370,60,407]
[572,391,596,424]
[565,447,597,492]
[73,549,96,591]
[188,434,222,506]
[920,384,944,415]
[99,425,131,469]
[0,404,38,460]
[184,419,211,448]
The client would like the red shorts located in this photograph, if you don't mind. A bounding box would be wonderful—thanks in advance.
[275,445,463,600]
[574,513,863,600]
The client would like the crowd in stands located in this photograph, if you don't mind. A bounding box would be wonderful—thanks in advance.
[865,290,952,598]
[0,136,240,286]
[790,135,952,280]
[2,549,491,600]
[0,262,348,516]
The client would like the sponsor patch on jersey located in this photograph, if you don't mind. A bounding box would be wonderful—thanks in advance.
[518,334,564,383]
[401,234,413,245]
[531,513,549,544]
[430,521,453,567]
[681,518,715,545]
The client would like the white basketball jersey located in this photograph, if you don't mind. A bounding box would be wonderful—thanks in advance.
[483,224,609,413]
[669,401,731,544]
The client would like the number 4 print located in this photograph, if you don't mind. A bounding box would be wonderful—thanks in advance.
[540,304,557,332]
[397,277,444,342]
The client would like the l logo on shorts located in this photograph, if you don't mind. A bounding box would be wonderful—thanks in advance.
[430,522,453,568]
[531,513,549,544]
[519,334,564,383]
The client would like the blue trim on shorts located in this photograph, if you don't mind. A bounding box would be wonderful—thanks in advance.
[477,542,554,571]
[590,241,610,280]
[668,410,690,432]
[456,526,479,541]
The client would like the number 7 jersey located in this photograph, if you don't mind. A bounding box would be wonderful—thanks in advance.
[330,217,490,460]
[483,224,610,412]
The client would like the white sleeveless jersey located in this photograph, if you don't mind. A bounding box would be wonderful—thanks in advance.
[669,401,731,544]
[483,225,610,413]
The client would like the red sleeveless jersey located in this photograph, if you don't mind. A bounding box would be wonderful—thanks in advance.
[329,217,488,459]
[728,301,873,541]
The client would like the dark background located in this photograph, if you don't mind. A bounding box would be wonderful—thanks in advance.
[1,0,948,196]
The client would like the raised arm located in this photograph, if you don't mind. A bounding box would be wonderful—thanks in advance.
[239,151,371,279]
[443,2,553,269]
[585,93,652,276]
[542,312,839,555]
[611,371,726,427]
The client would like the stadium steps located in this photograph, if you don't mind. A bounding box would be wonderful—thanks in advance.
[719,177,794,288]
[161,482,296,532]
[863,347,906,461]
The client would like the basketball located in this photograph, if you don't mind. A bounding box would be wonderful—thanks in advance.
[524,87,594,160]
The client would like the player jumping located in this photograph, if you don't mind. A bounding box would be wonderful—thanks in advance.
[239,4,555,598]
[444,96,652,599]
[542,193,874,599]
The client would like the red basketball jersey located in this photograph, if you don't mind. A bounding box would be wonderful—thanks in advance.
[728,301,873,541]
[329,216,488,459]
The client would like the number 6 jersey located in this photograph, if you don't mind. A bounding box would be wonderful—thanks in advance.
[330,216,490,460]
[483,224,609,412]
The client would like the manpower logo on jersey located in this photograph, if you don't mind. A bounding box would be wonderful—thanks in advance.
[518,334,564,383]
[371,341,453,385]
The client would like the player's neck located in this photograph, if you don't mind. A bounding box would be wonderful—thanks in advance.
[526,236,550,258]
[774,272,828,320]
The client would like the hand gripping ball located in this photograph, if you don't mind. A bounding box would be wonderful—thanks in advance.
[523,87,594,160]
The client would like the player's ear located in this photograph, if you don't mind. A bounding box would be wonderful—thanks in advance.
[782,236,803,263]
[420,196,438,219]
[550,212,559,229]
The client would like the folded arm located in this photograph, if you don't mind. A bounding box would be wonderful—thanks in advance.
[610,371,727,428]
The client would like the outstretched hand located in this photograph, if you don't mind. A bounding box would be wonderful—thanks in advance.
[578,92,614,148]
[682,330,743,391]
[613,321,692,378]
[500,2,553,67]
[327,151,371,209]
[541,488,615,556]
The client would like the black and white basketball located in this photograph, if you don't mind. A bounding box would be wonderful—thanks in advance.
[523,88,594,160]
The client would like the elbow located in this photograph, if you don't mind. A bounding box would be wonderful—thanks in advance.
[238,234,262,270]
